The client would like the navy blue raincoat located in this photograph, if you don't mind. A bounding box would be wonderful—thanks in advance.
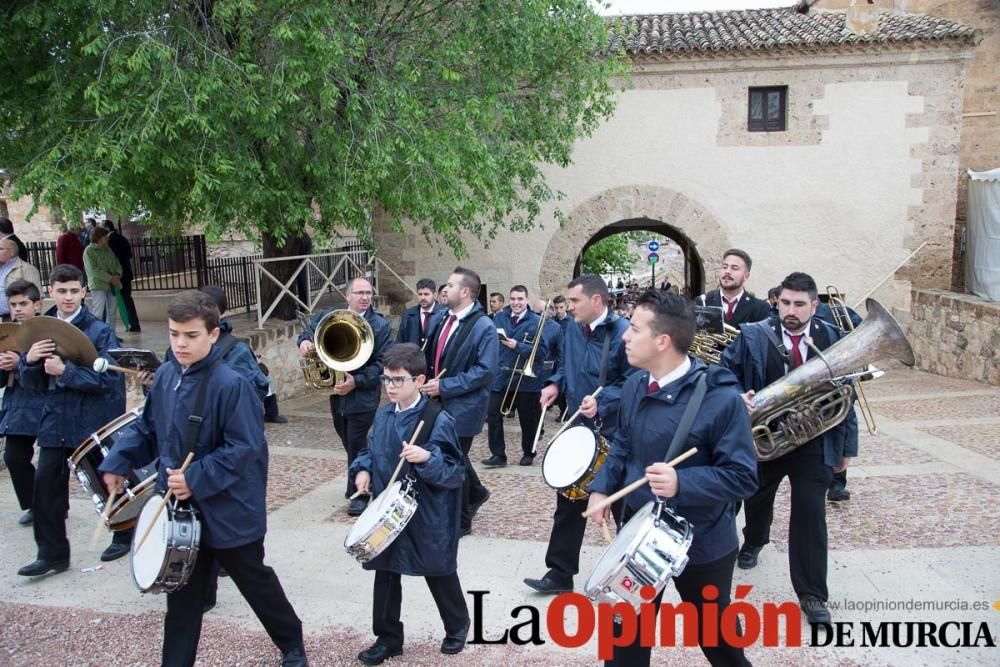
[396,303,446,348]
[489,307,546,394]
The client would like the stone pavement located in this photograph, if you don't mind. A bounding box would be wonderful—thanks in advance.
[0,364,998,666]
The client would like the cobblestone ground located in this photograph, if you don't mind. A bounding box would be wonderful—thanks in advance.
[1,364,998,666]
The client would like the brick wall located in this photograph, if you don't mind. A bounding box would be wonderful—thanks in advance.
[908,288,1000,385]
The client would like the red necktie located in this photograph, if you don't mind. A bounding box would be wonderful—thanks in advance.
[787,333,804,369]
[512,314,519,328]
[583,324,592,337]
[647,381,660,395]
[724,296,737,322]
[434,315,457,374]
[421,310,431,334]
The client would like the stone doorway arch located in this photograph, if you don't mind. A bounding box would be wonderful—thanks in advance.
[539,186,730,298]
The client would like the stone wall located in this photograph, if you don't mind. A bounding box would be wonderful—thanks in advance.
[908,288,1000,385]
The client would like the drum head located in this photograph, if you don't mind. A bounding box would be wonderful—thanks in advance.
[586,501,656,586]
[131,493,168,590]
[542,427,597,488]
[345,482,402,546]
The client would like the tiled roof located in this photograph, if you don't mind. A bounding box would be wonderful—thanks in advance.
[607,8,980,58]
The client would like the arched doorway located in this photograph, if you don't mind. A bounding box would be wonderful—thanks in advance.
[573,218,705,296]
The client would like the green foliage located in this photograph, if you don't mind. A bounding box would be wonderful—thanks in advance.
[581,233,636,275]
[0,1,625,255]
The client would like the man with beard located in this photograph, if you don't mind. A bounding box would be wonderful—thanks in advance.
[396,279,446,349]
[695,249,771,325]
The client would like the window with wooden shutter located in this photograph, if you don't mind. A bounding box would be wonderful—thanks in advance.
[748,86,787,132]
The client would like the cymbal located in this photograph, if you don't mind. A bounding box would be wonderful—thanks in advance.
[17,316,99,367]
[0,322,19,353]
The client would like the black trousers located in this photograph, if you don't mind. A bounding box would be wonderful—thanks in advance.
[742,440,831,601]
[163,538,303,667]
[543,493,622,583]
[32,447,73,561]
[829,469,847,492]
[4,434,36,511]
[120,278,141,330]
[329,397,375,498]
[263,394,280,421]
[458,435,489,531]
[604,549,751,667]
[486,390,542,459]
[372,570,469,648]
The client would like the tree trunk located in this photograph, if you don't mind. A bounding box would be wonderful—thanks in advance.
[261,233,312,321]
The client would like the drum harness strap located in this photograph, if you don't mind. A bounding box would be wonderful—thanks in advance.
[660,369,709,470]
[591,316,616,432]
[755,321,792,367]
[397,398,444,485]
[181,360,223,466]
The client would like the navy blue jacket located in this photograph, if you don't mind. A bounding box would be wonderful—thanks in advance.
[425,302,498,438]
[696,290,772,326]
[536,318,562,385]
[297,307,392,414]
[815,302,863,330]
[166,320,268,401]
[349,397,465,576]
[0,366,47,437]
[552,314,571,331]
[590,360,758,565]
[547,311,633,438]
[100,347,268,549]
[395,303,446,348]
[20,307,125,449]
[719,316,858,467]
[489,307,547,394]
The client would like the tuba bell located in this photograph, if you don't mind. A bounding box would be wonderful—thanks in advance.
[750,298,914,461]
[298,310,375,390]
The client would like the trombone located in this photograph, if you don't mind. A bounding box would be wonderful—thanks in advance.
[826,285,878,435]
[500,300,549,416]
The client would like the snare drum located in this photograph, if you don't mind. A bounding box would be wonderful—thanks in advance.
[541,426,608,500]
[344,479,418,563]
[584,501,693,611]
[67,407,155,530]
[131,493,201,594]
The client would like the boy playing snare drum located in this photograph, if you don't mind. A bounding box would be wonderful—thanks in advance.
[350,343,470,664]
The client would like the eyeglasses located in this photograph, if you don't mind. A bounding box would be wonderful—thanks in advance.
[352,290,374,297]
[380,375,417,387]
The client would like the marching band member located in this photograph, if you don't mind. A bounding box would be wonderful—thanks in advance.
[422,267,498,536]
[720,272,857,625]
[482,286,545,467]
[550,295,570,419]
[351,343,469,664]
[695,249,771,325]
[101,291,307,667]
[16,264,128,576]
[531,297,563,390]
[487,292,504,320]
[587,290,757,667]
[525,273,632,594]
[0,280,45,527]
[297,277,392,516]
[395,278,446,348]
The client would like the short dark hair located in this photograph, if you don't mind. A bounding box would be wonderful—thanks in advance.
[167,290,220,331]
[6,279,40,302]
[416,278,436,292]
[102,220,117,232]
[635,290,696,354]
[438,284,447,294]
[90,227,109,242]
[767,286,780,300]
[49,263,84,285]
[489,292,504,302]
[780,272,819,300]
[567,273,609,304]
[723,248,753,271]
[84,217,97,226]
[552,295,566,306]
[0,217,13,234]
[452,266,481,298]
[199,285,228,315]
[382,342,427,377]
[510,285,528,297]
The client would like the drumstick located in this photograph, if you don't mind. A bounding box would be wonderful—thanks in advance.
[378,420,426,510]
[545,385,604,451]
[581,447,698,519]
[530,404,548,456]
[600,518,613,545]
[89,489,117,547]
[135,452,195,552]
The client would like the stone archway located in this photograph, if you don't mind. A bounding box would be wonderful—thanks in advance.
[539,185,731,297]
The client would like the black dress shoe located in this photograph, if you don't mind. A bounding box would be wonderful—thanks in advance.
[281,646,309,666]
[266,415,289,424]
[827,487,851,502]
[348,497,369,516]
[800,596,832,624]
[101,542,131,562]
[481,455,507,467]
[519,455,534,466]
[441,620,470,654]
[18,509,33,526]
[18,558,70,577]
[459,525,472,538]
[523,574,572,595]
[357,642,402,665]
[737,543,762,570]
[202,600,217,614]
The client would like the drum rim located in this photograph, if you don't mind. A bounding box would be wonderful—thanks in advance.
[541,425,600,489]
[130,492,169,591]
[343,481,419,559]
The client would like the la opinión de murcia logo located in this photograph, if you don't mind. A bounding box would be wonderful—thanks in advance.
[466,588,999,658]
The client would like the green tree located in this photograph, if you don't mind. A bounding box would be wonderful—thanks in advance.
[0,0,623,317]
[581,234,636,275]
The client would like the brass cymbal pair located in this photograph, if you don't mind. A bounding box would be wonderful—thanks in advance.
[1,316,98,366]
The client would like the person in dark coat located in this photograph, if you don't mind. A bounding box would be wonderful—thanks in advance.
[16,264,128,575]
[482,286,546,467]
[695,248,771,325]
[0,217,28,261]
[100,290,307,667]
[525,273,633,594]
[422,267,498,536]
[0,280,46,527]
[350,343,469,664]
[395,278,446,349]
[587,290,757,667]
[297,276,392,516]
[720,271,857,626]
[102,220,141,332]
[550,295,570,419]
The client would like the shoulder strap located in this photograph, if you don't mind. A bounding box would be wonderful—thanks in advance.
[597,316,615,387]
[184,360,222,458]
[416,398,443,448]
[754,321,791,366]
[662,370,709,464]
[442,310,485,371]
[215,333,242,358]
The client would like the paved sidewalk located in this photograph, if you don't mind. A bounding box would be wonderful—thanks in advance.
[0,365,998,665]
